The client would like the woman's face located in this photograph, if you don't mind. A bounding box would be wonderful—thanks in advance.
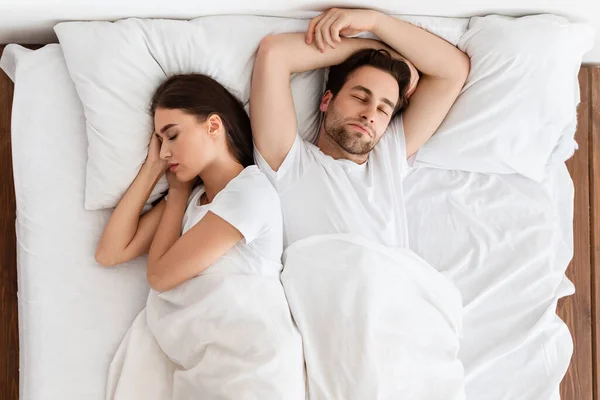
[153,107,222,182]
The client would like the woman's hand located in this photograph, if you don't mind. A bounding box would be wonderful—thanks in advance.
[144,134,168,172]
[306,8,382,52]
[167,171,195,196]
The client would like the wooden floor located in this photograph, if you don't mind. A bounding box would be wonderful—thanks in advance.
[0,44,598,398]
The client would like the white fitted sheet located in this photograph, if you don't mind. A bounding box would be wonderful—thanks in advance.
[3,44,151,400]
[404,165,574,400]
[2,43,574,400]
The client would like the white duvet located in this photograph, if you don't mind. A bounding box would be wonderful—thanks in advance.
[106,272,306,400]
[106,234,465,400]
[282,234,466,400]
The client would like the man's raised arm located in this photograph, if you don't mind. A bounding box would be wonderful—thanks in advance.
[306,8,470,158]
[250,32,388,171]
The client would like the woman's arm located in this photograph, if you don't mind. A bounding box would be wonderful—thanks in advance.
[95,136,167,267]
[147,185,242,292]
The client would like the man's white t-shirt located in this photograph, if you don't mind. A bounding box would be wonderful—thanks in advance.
[180,166,284,277]
[255,117,411,249]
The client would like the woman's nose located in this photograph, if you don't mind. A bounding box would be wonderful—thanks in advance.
[159,142,171,160]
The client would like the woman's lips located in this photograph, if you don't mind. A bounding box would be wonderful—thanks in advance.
[168,163,179,172]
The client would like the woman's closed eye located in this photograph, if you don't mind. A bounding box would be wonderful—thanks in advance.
[168,134,178,141]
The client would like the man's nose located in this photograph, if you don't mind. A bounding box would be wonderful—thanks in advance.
[360,106,376,123]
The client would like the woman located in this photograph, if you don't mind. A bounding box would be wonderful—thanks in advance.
[98,74,305,399]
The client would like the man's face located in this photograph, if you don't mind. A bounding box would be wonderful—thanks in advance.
[321,66,400,156]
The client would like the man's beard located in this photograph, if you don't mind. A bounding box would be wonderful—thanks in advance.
[323,105,377,156]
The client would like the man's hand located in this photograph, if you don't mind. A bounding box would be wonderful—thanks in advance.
[306,8,381,52]
[306,8,420,98]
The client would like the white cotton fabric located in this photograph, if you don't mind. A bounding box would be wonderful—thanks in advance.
[255,118,411,248]
[404,163,575,400]
[281,233,465,400]
[181,166,284,276]
[413,14,595,182]
[107,166,306,399]
[1,15,578,399]
[53,15,467,210]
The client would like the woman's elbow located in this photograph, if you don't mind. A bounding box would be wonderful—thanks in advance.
[146,265,171,292]
[95,248,118,267]
[147,274,171,292]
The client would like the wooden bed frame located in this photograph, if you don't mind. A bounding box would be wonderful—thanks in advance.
[0,44,598,399]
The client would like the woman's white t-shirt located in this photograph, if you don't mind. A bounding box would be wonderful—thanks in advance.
[180,166,283,278]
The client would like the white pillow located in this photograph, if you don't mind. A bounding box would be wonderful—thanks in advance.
[413,14,595,182]
[55,15,468,210]
[54,17,325,210]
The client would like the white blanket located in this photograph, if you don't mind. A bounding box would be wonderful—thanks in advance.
[281,234,466,400]
[106,272,306,400]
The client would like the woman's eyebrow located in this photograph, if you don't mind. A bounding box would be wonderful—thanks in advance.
[159,123,178,134]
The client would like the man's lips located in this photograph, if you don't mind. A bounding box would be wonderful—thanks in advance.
[349,123,372,137]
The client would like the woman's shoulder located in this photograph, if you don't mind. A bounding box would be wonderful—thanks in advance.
[232,166,281,219]
[235,166,279,197]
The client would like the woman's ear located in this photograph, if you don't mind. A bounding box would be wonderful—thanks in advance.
[320,90,334,112]
[207,114,223,137]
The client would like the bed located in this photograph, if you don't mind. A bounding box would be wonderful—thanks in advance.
[0,11,598,400]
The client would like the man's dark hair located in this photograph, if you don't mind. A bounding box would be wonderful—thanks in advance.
[325,49,412,116]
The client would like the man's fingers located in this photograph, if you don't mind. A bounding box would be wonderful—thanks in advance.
[306,13,326,44]
[319,13,337,49]
[330,16,346,42]
[314,13,331,52]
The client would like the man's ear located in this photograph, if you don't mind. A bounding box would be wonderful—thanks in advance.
[207,114,223,137]
[319,90,334,112]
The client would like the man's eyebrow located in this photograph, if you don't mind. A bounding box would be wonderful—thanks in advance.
[351,85,395,110]
[351,85,372,96]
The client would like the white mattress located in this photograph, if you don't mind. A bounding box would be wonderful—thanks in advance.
[2,43,574,399]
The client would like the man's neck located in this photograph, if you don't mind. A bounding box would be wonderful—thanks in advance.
[316,125,369,165]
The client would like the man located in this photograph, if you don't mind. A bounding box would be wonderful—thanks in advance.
[251,8,469,248]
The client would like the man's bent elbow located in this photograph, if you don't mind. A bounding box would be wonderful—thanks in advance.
[454,52,471,85]
[256,35,282,60]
